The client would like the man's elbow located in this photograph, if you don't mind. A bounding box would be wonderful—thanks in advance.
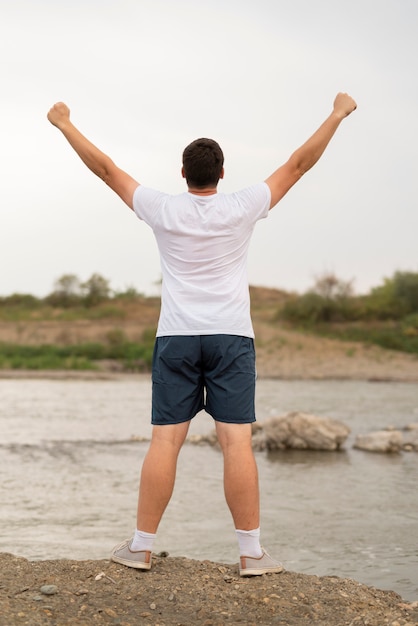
[287,154,307,180]
[99,159,118,186]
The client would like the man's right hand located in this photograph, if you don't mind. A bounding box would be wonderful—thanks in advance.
[47,102,71,129]
[265,91,357,209]
[333,92,357,120]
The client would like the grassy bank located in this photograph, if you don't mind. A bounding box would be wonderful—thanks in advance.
[0,276,159,370]
[0,337,155,371]
[304,319,418,355]
[278,271,418,356]
[1,271,417,372]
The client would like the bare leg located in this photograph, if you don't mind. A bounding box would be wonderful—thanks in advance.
[136,421,190,533]
[215,422,260,530]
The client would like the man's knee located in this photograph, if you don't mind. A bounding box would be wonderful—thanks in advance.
[151,421,191,450]
[215,421,253,450]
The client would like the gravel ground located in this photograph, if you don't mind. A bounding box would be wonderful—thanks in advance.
[1,553,417,626]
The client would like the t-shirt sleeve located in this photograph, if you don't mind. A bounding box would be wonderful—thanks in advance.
[256,182,271,219]
[236,182,271,222]
[132,186,167,228]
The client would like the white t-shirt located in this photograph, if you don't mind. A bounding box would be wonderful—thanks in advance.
[133,183,270,338]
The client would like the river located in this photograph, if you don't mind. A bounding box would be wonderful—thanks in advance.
[0,376,417,601]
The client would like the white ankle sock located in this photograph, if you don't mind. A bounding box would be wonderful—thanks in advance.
[236,527,263,558]
[131,529,156,552]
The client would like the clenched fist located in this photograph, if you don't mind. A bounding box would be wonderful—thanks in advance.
[47,102,71,129]
[333,92,357,119]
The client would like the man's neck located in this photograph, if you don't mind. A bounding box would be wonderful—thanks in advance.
[187,186,218,196]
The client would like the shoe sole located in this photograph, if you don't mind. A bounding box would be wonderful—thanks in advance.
[111,553,152,570]
[240,565,284,576]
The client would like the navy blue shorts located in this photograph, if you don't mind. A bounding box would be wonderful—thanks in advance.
[151,335,256,425]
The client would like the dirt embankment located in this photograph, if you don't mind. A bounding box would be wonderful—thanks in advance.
[1,287,418,382]
[1,553,418,626]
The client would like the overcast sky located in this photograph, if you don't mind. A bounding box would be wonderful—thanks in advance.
[1,0,417,298]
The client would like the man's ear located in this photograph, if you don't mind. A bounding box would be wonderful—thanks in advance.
[181,166,186,179]
[219,167,224,179]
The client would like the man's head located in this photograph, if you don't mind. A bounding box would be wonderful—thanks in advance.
[182,138,224,189]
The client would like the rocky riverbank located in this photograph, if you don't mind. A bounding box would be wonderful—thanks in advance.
[1,552,417,626]
[1,289,417,623]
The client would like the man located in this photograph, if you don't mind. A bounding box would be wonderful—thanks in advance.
[47,92,356,576]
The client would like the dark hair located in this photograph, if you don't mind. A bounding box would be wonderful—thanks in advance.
[182,138,224,188]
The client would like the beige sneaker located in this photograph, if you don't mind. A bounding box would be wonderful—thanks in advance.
[239,548,284,576]
[111,539,152,570]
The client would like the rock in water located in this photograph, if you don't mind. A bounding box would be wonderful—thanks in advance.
[354,430,403,453]
[260,412,350,451]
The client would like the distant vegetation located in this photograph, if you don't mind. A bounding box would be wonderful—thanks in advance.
[278,271,418,355]
[0,334,155,372]
[0,274,142,320]
[0,270,417,371]
[0,273,156,371]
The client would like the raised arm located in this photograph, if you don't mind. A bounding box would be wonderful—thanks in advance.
[265,92,357,209]
[47,103,139,210]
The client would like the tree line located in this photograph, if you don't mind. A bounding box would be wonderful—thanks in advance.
[0,273,142,309]
[279,270,418,354]
[1,269,417,355]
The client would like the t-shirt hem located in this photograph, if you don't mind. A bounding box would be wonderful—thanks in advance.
[155,329,255,339]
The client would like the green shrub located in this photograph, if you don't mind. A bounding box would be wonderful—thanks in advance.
[0,293,41,308]
[0,344,97,370]
[368,271,418,318]
[313,322,418,355]
[392,272,418,313]
[279,292,358,324]
[401,313,418,337]
[81,273,112,307]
